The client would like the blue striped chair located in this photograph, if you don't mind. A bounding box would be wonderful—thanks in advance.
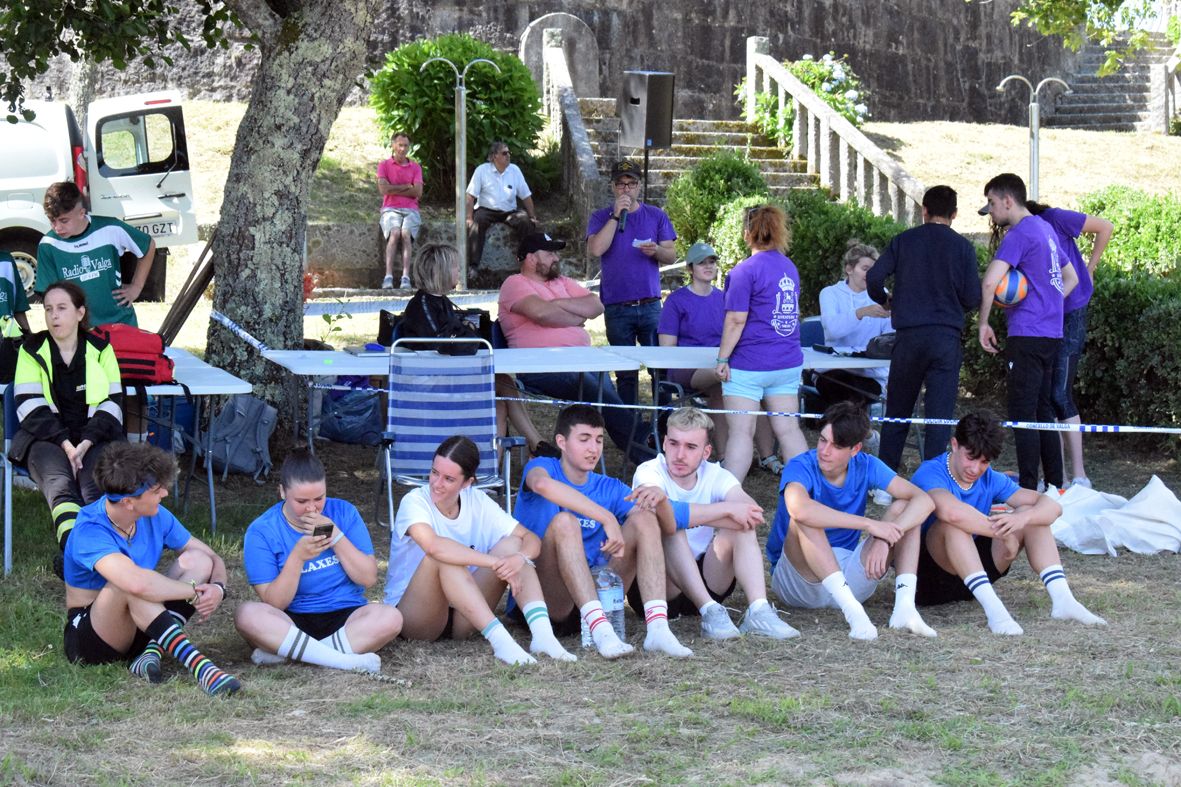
[381,338,520,526]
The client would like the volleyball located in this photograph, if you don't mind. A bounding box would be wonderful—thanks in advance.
[993,269,1028,308]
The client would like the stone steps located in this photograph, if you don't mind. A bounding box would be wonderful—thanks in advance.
[1047,35,1175,131]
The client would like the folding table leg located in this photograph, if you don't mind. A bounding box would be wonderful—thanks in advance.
[205,395,217,533]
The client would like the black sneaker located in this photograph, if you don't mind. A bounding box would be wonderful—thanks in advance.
[52,553,65,581]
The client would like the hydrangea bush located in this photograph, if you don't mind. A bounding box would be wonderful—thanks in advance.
[734,52,871,144]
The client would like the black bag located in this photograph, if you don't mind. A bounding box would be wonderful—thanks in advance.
[377,309,402,347]
[0,335,20,386]
[400,292,487,355]
[319,384,383,446]
[198,394,277,483]
[863,332,896,359]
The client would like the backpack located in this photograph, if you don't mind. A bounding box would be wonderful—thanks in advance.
[198,394,277,482]
[91,323,176,385]
[319,384,383,446]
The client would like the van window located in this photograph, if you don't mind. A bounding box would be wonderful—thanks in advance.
[96,107,187,177]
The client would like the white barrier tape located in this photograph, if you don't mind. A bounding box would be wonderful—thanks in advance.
[302,292,497,317]
[211,310,271,352]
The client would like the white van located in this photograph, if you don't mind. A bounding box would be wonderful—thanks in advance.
[0,90,197,298]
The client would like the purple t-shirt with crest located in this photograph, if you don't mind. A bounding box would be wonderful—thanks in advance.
[995,214,1065,339]
[723,249,803,371]
[1040,207,1091,313]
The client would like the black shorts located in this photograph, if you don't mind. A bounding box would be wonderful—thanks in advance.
[625,551,737,619]
[62,599,194,665]
[915,531,1011,607]
[287,605,364,640]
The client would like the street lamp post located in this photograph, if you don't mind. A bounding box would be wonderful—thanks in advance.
[995,74,1072,201]
[420,56,501,289]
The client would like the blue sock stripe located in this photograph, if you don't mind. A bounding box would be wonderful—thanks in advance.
[1041,569,1066,587]
[965,573,991,593]
[522,604,548,625]
[481,619,502,639]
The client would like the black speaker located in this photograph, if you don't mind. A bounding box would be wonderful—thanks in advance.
[618,71,675,149]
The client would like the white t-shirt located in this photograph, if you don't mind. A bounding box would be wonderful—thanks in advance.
[466,162,532,213]
[632,454,741,558]
[383,485,518,605]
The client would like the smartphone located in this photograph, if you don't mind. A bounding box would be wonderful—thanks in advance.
[312,524,334,539]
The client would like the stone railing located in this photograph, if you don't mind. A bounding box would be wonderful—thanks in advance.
[542,28,610,256]
[745,36,925,225]
[1160,46,1181,133]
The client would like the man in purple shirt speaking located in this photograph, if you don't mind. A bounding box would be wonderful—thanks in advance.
[586,160,678,407]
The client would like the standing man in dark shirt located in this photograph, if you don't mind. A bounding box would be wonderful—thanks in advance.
[866,186,981,494]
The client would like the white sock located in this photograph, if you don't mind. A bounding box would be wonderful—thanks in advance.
[481,619,536,665]
[747,597,769,613]
[1041,565,1107,625]
[821,571,877,640]
[581,600,633,659]
[888,573,937,637]
[522,601,576,662]
[698,599,722,616]
[642,600,693,657]
[277,625,380,672]
[965,571,1023,635]
[320,626,355,654]
[250,648,288,666]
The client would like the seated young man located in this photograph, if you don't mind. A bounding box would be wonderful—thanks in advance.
[630,406,798,640]
[235,450,402,672]
[62,443,239,696]
[768,401,936,640]
[514,404,693,659]
[912,411,1106,634]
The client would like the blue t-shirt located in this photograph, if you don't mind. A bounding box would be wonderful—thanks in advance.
[910,454,1020,535]
[64,498,192,590]
[766,450,896,567]
[1040,207,1092,313]
[995,214,1066,339]
[514,456,636,566]
[243,497,374,614]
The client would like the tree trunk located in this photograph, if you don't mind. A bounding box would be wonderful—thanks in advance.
[206,0,380,406]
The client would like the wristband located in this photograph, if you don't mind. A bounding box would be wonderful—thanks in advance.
[716,357,730,364]
[211,581,228,599]
[518,552,536,568]
[188,579,199,605]
[610,214,621,222]
[329,531,345,547]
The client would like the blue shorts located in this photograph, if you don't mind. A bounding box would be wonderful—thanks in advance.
[722,365,802,401]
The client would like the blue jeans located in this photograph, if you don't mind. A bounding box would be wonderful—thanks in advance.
[518,370,643,460]
[1051,307,1087,420]
[604,299,660,405]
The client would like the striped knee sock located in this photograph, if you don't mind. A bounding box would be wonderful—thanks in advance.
[128,642,164,683]
[146,612,240,696]
[320,626,355,654]
[965,571,1021,634]
[53,501,81,550]
[1040,564,1106,625]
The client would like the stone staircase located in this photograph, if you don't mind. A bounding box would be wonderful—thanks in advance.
[579,97,816,204]
[1047,32,1176,132]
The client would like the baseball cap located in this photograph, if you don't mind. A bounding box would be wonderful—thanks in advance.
[517,232,567,259]
[611,159,641,181]
[977,203,991,216]
[685,242,718,265]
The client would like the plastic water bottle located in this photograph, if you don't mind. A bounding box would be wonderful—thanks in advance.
[580,556,626,647]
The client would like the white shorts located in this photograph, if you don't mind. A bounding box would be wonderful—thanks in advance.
[380,208,421,239]
[771,537,879,609]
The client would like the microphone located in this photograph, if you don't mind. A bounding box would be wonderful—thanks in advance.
[617,208,628,232]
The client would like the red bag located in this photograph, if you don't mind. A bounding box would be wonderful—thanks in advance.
[92,323,176,385]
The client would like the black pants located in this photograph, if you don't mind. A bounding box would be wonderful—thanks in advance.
[468,208,536,267]
[26,439,108,548]
[879,327,963,471]
[813,369,882,411]
[1006,335,1063,490]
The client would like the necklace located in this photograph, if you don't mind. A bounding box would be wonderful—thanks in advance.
[106,506,136,540]
[946,453,973,491]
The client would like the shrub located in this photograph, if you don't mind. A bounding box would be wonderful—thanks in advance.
[370,34,543,201]
[1077,186,1181,275]
[516,135,561,202]
[708,193,788,273]
[664,150,768,255]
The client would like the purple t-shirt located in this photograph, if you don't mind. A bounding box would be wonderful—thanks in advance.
[1040,207,1091,313]
[587,203,676,305]
[995,215,1065,339]
[723,249,803,371]
[658,286,724,347]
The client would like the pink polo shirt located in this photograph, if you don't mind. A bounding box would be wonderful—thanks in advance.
[377,157,423,210]
[498,274,592,348]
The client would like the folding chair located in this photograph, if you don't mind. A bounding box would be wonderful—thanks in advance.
[2,384,33,576]
[381,338,521,527]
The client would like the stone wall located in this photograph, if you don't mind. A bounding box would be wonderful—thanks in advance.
[29,0,1075,126]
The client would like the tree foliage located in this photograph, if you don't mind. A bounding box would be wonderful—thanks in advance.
[0,0,240,117]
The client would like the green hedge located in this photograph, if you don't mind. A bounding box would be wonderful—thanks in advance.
[664,150,768,255]
[1076,186,1181,275]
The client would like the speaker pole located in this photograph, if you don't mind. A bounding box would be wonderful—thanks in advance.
[643,148,649,203]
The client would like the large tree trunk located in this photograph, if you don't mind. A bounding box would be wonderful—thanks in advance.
[206,0,380,406]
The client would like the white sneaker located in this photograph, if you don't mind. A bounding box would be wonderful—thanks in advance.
[400,274,412,289]
[738,603,800,639]
[871,488,892,506]
[759,454,784,475]
[865,430,880,456]
[1070,477,1092,489]
[380,274,394,289]
[700,604,741,640]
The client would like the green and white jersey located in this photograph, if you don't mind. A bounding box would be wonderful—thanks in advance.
[0,252,30,321]
[36,214,151,327]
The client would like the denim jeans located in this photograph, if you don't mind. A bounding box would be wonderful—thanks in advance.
[518,370,644,460]
[1051,306,1087,420]
[604,299,661,406]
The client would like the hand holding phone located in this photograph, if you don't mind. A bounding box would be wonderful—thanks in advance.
[312,523,334,539]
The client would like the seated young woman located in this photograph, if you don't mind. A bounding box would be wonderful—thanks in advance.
[11,281,124,572]
[383,435,575,665]
[400,242,551,458]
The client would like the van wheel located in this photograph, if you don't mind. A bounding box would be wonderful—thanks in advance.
[6,239,38,298]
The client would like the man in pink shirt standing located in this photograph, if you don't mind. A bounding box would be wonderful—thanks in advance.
[499,233,648,464]
[376,132,424,289]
